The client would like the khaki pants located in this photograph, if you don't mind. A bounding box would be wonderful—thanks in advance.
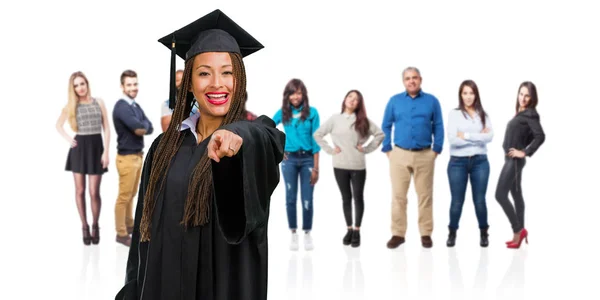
[389,146,436,237]
[115,153,143,237]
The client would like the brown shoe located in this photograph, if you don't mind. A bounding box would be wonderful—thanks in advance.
[127,226,134,235]
[421,236,433,248]
[116,235,132,247]
[387,236,405,249]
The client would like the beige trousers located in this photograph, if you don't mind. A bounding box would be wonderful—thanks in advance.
[115,153,143,237]
[389,146,436,237]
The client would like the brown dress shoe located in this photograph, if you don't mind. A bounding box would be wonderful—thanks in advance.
[387,236,405,249]
[127,226,134,235]
[116,235,132,247]
[421,236,433,248]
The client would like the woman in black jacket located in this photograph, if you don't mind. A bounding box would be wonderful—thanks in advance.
[495,81,545,249]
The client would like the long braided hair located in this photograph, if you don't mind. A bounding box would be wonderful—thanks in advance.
[139,52,247,242]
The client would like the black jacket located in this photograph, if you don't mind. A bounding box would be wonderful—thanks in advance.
[502,108,545,156]
[115,116,286,300]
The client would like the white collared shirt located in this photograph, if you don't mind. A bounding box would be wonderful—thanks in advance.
[122,94,136,106]
[179,112,201,142]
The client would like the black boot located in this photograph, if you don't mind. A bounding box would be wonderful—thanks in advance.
[343,229,353,245]
[446,229,457,247]
[480,228,489,247]
[351,230,360,248]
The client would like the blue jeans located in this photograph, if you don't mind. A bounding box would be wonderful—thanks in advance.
[281,151,314,231]
[447,154,490,230]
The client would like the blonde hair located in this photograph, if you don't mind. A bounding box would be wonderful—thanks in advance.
[67,71,91,132]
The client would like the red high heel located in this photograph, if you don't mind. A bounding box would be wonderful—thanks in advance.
[507,228,528,249]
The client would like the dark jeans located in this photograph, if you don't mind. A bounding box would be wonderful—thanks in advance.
[447,154,490,230]
[495,156,526,233]
[333,168,366,227]
[281,151,314,231]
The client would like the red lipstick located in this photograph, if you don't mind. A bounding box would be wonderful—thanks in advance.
[206,92,229,106]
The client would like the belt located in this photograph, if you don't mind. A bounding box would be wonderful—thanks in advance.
[395,145,430,152]
[285,150,312,155]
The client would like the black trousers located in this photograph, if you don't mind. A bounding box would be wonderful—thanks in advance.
[333,168,366,227]
[495,156,527,233]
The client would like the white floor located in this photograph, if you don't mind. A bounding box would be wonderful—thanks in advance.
[3,152,598,299]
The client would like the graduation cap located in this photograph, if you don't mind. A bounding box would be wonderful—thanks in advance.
[158,9,264,109]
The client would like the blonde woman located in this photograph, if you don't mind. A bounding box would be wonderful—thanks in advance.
[56,71,110,245]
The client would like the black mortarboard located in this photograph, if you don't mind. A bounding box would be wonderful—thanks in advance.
[158,9,264,109]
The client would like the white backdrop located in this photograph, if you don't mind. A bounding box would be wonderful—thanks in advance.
[1,0,598,299]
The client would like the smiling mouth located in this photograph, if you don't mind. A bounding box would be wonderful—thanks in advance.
[206,93,229,105]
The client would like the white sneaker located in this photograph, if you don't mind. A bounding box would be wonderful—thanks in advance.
[304,232,314,251]
[290,232,299,251]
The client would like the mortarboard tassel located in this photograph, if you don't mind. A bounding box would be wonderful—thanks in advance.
[168,35,177,110]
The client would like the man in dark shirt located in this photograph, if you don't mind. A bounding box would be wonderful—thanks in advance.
[112,69,153,246]
[381,67,444,249]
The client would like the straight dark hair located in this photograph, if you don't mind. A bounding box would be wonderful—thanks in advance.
[341,90,370,138]
[458,79,487,127]
[515,81,538,114]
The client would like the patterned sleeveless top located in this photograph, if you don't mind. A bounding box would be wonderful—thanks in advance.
[76,98,103,135]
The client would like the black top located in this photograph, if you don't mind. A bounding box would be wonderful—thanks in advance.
[115,116,285,300]
[502,108,545,157]
[112,99,154,155]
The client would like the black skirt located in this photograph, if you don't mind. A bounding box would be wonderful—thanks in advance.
[65,134,108,174]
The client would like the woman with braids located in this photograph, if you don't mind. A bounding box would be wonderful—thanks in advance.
[115,10,285,300]
[56,71,110,245]
[313,90,384,247]
[273,78,321,251]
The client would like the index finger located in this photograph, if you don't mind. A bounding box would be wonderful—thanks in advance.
[208,140,221,162]
[218,136,232,152]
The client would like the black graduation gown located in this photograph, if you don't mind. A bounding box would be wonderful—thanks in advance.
[115,115,286,300]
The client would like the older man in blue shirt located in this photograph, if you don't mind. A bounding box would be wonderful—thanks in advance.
[382,67,444,249]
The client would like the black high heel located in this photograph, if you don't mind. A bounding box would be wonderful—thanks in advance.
[82,225,91,246]
[91,224,100,245]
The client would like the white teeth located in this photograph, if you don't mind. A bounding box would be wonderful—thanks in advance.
[207,94,226,99]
